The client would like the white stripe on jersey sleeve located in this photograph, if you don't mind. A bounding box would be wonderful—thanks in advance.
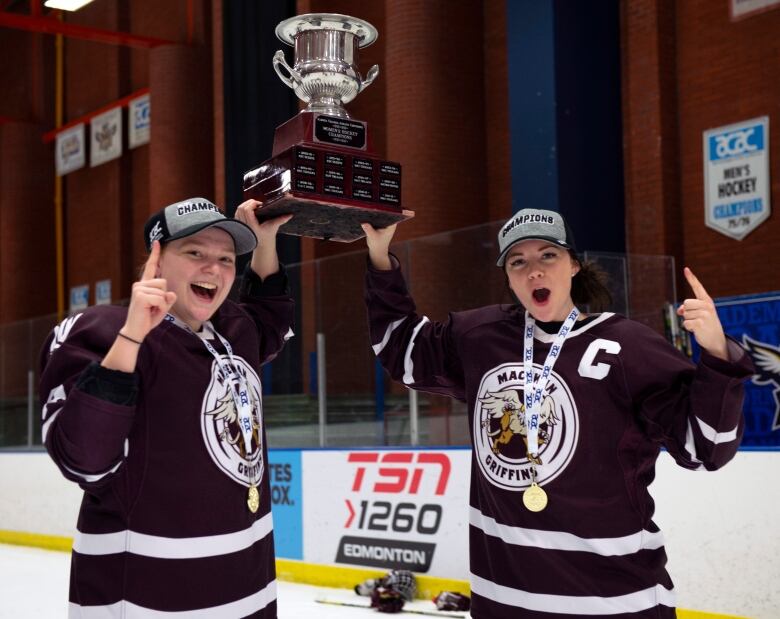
[683,419,705,470]
[49,313,83,354]
[62,459,122,484]
[470,572,675,615]
[73,511,273,559]
[403,317,430,385]
[695,416,739,444]
[41,384,66,443]
[69,579,276,618]
[372,317,407,355]
[470,506,665,556]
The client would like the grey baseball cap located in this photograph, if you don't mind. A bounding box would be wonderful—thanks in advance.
[496,208,575,267]
[143,198,257,255]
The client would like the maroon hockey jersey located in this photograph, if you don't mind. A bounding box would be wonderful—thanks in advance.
[39,272,294,617]
[365,262,753,619]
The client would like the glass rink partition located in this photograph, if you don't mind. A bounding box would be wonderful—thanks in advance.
[0,220,678,450]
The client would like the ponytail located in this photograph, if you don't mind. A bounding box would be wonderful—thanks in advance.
[570,257,612,312]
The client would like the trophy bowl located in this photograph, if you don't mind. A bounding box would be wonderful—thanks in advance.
[273,13,379,118]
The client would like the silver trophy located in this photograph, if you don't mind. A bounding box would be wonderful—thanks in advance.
[244,13,413,243]
[272,13,379,119]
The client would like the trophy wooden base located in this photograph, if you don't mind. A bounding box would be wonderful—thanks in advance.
[251,193,414,242]
[244,113,414,242]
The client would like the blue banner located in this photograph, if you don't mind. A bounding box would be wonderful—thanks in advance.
[268,449,303,559]
[711,291,780,448]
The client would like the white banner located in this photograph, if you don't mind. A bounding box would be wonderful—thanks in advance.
[128,93,150,149]
[703,116,770,241]
[731,0,780,19]
[69,284,89,313]
[55,123,85,176]
[302,449,470,579]
[90,107,122,167]
[95,279,111,305]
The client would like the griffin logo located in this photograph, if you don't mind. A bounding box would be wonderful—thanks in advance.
[201,355,264,487]
[478,390,559,465]
[742,335,780,431]
[473,363,578,492]
[205,391,261,459]
[95,122,117,151]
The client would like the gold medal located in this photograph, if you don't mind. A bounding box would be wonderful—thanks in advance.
[523,482,548,512]
[247,484,260,513]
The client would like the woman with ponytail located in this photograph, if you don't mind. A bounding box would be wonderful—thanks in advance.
[362,208,753,619]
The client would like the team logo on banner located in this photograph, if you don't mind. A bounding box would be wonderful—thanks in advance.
[742,336,780,431]
[55,123,85,176]
[473,363,578,491]
[90,106,122,167]
[201,355,264,487]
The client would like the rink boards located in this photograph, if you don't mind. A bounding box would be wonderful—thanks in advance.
[270,448,470,579]
[0,449,777,618]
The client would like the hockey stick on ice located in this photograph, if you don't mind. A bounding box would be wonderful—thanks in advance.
[315,597,467,617]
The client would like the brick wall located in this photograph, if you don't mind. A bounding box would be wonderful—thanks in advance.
[622,0,780,301]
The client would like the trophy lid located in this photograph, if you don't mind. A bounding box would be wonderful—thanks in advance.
[275,13,378,47]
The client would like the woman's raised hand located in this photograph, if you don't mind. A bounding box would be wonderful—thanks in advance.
[676,267,728,361]
[361,222,397,271]
[122,241,177,343]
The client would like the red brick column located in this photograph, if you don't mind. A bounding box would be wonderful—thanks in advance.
[620,0,680,327]
[149,44,214,212]
[621,0,681,259]
[385,0,488,242]
[0,122,56,322]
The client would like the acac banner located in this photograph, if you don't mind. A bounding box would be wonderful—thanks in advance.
[703,116,770,241]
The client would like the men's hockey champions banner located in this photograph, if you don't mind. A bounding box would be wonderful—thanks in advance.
[269,448,470,579]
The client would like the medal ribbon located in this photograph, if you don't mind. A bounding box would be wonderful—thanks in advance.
[522,307,579,458]
[164,314,262,488]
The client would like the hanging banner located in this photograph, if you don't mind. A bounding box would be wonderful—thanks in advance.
[703,116,770,241]
[55,123,86,176]
[730,0,780,20]
[711,291,780,447]
[95,279,112,305]
[90,106,122,167]
[128,93,150,149]
[69,284,89,313]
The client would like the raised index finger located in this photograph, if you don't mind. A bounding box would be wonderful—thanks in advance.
[683,267,712,301]
[141,241,161,281]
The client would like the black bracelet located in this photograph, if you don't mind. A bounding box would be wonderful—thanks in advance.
[117,331,142,346]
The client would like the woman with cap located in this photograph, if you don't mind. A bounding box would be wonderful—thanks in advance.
[361,211,753,619]
[40,198,292,617]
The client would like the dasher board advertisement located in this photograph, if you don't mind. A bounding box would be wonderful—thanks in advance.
[302,449,470,580]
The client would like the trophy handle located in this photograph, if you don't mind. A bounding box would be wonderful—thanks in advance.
[273,50,302,89]
[359,64,380,93]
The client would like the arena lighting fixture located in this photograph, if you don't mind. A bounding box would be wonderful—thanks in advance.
[43,0,97,11]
